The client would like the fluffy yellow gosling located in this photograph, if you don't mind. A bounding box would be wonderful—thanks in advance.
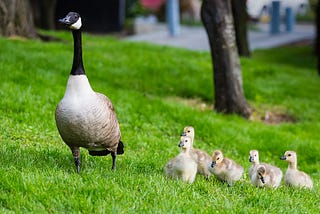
[252,165,283,188]
[249,150,282,188]
[181,126,195,147]
[164,136,198,184]
[211,150,244,186]
[280,151,313,189]
[181,126,211,179]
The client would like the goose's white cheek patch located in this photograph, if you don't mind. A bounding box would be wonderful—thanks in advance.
[70,18,82,30]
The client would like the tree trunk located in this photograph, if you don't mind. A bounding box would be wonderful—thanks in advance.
[316,0,320,75]
[231,0,250,57]
[0,0,37,38]
[30,0,57,30]
[201,0,251,118]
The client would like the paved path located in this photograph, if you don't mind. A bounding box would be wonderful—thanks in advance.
[125,23,315,51]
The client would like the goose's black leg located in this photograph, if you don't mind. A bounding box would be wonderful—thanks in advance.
[111,151,117,170]
[71,147,81,173]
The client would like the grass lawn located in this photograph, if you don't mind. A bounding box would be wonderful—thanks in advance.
[0,31,319,213]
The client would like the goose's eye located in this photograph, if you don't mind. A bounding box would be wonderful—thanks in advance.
[185,140,188,142]
[187,130,190,133]
[217,157,220,160]
[288,154,291,157]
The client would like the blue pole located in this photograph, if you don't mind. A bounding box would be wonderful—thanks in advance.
[270,1,281,34]
[166,0,180,36]
[285,7,295,32]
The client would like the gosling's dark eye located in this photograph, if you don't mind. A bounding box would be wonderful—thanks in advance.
[185,140,188,142]
[217,157,220,160]
[187,130,190,133]
[288,154,291,157]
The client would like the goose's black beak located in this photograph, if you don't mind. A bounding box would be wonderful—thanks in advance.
[181,132,186,136]
[211,161,216,168]
[59,16,71,25]
[178,141,184,147]
[249,156,254,162]
[280,156,286,160]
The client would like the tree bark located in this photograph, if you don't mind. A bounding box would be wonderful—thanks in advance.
[201,0,251,118]
[231,0,250,57]
[30,0,57,30]
[0,0,37,38]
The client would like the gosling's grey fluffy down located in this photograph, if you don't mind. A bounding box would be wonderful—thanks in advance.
[211,150,244,186]
[55,12,124,173]
[280,151,313,189]
[181,126,211,179]
[251,165,283,188]
[164,136,198,184]
[249,150,282,188]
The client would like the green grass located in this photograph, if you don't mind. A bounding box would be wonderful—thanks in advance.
[0,31,319,213]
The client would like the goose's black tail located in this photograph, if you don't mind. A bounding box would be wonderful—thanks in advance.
[117,141,124,155]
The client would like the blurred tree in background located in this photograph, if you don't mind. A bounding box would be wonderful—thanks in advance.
[30,0,57,30]
[201,0,252,118]
[231,0,250,57]
[0,0,37,38]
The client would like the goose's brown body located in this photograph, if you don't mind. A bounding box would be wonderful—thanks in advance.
[55,76,121,152]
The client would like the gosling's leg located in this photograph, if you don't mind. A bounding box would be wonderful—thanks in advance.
[71,147,81,173]
[111,151,117,170]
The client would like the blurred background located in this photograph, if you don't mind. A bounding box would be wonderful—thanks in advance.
[5,0,316,34]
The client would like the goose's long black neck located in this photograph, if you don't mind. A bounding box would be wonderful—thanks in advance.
[71,29,85,75]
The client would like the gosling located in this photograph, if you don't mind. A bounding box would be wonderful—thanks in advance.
[164,136,198,184]
[251,165,283,188]
[181,126,195,147]
[249,150,282,188]
[181,126,212,179]
[211,150,244,186]
[280,151,313,189]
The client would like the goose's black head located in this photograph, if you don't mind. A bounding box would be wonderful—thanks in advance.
[59,12,82,30]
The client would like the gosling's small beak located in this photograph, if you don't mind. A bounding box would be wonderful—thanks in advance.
[211,161,216,168]
[178,141,184,147]
[249,156,254,162]
[181,132,186,136]
[280,156,286,160]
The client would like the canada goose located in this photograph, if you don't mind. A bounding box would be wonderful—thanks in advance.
[280,151,313,189]
[55,12,124,173]
[181,126,211,179]
[211,150,244,186]
[248,150,282,188]
[164,136,198,184]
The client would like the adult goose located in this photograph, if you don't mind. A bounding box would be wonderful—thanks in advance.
[55,12,124,173]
